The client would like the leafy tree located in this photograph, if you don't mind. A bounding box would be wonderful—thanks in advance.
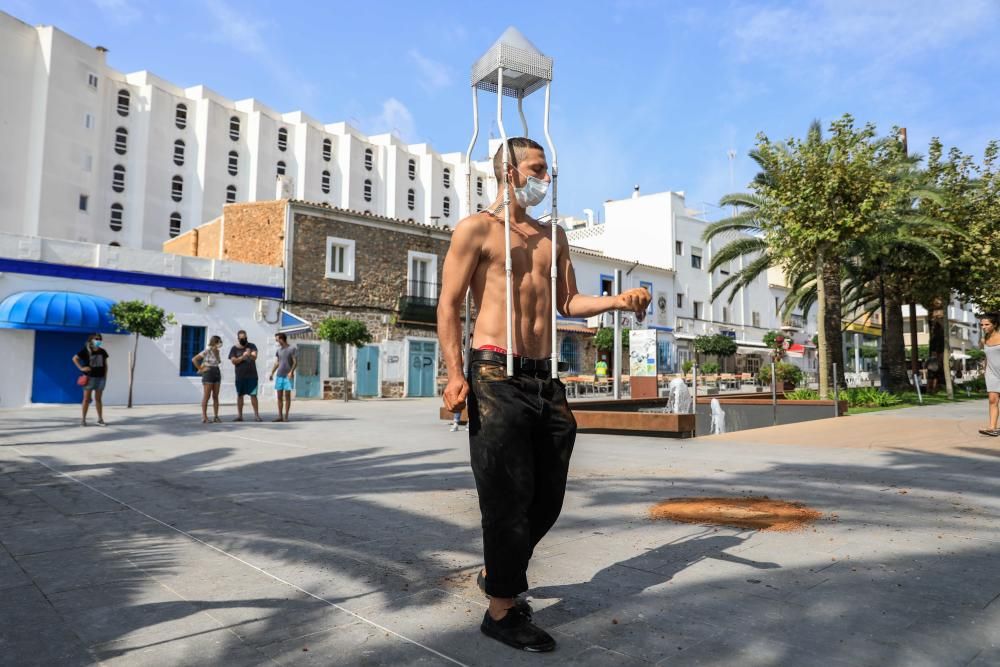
[109,301,176,408]
[594,327,629,352]
[681,359,693,376]
[693,334,737,360]
[315,318,373,402]
[700,361,720,374]
[758,362,804,388]
[754,115,899,398]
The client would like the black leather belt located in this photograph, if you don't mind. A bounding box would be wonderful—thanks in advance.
[471,350,569,375]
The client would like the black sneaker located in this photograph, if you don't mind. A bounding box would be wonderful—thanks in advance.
[480,607,555,652]
[476,570,533,619]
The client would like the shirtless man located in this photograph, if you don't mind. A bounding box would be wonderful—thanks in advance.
[437,138,650,652]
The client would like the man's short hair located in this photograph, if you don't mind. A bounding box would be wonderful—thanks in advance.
[237,329,247,336]
[275,332,287,342]
[492,137,545,183]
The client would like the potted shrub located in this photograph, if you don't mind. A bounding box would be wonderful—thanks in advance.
[758,362,804,391]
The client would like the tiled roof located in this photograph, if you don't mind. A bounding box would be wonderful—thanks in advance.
[289,200,451,233]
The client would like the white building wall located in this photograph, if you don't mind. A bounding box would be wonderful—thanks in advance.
[0,12,493,251]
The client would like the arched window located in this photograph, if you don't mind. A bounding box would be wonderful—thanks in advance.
[173,140,185,166]
[116,89,130,117]
[113,127,128,155]
[321,170,331,194]
[276,161,286,177]
[408,159,416,180]
[443,167,451,189]
[364,148,373,171]
[322,138,332,162]
[227,150,238,176]
[229,116,240,141]
[175,103,187,130]
[169,212,182,238]
[277,127,288,152]
[476,203,484,212]
[443,196,451,218]
[407,188,415,210]
[476,177,483,196]
[111,165,126,193]
[109,203,123,231]
[225,184,237,203]
[171,175,183,202]
[363,179,372,202]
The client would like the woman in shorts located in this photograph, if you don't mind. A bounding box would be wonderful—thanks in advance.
[193,335,224,423]
[72,333,109,426]
[980,313,1000,437]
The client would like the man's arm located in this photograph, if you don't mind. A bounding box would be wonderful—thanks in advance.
[230,348,243,366]
[437,215,486,411]
[288,351,298,378]
[554,226,650,317]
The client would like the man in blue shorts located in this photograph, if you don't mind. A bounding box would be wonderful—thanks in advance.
[229,329,261,422]
[269,333,297,422]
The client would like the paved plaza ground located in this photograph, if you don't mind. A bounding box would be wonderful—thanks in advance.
[1,397,998,666]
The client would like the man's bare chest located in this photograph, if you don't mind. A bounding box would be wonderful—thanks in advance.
[482,226,553,275]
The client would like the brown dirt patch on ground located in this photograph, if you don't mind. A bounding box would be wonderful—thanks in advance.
[650,496,822,531]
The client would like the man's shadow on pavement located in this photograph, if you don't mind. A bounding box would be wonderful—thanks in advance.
[529,531,779,625]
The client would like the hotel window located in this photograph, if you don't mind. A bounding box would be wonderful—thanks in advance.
[408,158,416,180]
[79,194,89,212]
[173,140,185,166]
[363,179,372,202]
[276,161,286,177]
[443,196,451,218]
[752,311,761,328]
[722,306,729,323]
[180,326,206,376]
[109,203,123,231]
[321,170,331,194]
[84,113,95,130]
[227,150,238,176]
[226,185,237,203]
[691,247,703,270]
[476,203,483,212]
[693,301,703,319]
[169,212,182,238]
[322,138,332,161]
[111,165,126,193]
[175,103,187,129]
[171,175,183,202]
[775,296,780,315]
[407,188,415,210]
[476,177,484,196]
[87,72,99,89]
[677,293,683,309]
[443,168,451,189]
[114,127,128,155]
[229,116,240,141]
[325,237,356,281]
[277,127,288,152]
[116,89,130,116]
[676,241,683,255]
[364,148,373,171]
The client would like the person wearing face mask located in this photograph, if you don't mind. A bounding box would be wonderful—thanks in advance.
[193,335,224,424]
[229,330,262,422]
[73,333,110,426]
[437,137,650,652]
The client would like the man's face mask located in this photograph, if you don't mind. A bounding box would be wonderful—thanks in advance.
[239,336,248,344]
[512,168,549,208]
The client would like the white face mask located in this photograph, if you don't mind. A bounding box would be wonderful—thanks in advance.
[512,168,549,208]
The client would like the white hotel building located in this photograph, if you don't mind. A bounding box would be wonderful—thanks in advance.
[0,11,496,251]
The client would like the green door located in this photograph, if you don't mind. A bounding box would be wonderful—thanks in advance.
[296,344,320,398]
[356,345,380,397]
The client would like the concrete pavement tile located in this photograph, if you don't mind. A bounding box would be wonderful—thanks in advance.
[0,513,92,555]
[0,584,96,667]
[17,545,148,594]
[92,627,271,666]
[30,480,125,515]
[259,620,453,666]
[654,631,853,666]
[0,545,30,590]
[567,645,650,666]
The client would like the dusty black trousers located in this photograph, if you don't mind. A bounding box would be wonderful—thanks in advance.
[467,355,577,598]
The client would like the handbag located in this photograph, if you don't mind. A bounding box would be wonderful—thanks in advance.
[77,375,88,387]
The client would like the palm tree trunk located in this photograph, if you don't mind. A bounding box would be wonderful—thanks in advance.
[127,332,138,408]
[883,290,910,391]
[822,258,845,388]
[815,250,829,399]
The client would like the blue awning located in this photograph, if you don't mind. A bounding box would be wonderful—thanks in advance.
[0,291,119,334]
[279,309,312,335]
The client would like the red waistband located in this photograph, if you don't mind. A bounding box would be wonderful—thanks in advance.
[476,345,519,357]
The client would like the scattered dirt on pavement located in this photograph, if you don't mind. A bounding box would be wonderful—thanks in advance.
[650,496,822,531]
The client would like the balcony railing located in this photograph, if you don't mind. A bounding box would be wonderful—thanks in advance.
[782,314,806,330]
[397,280,440,323]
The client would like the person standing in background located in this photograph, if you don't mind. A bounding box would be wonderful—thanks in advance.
[229,330,262,422]
[193,335,224,424]
[73,333,109,427]
[979,313,1000,437]
[269,333,297,422]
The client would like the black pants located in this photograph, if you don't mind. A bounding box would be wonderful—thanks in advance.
[467,358,577,598]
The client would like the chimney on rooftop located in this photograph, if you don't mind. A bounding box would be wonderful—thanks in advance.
[632,185,640,199]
